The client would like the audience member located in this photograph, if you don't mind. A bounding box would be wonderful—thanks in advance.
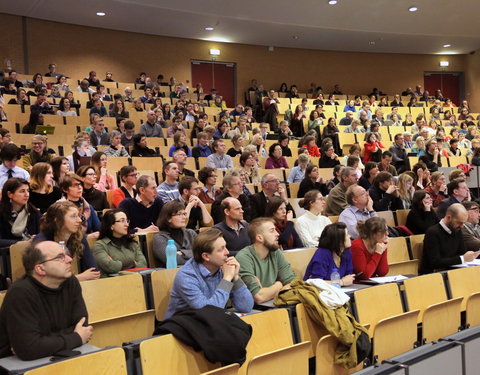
[177,176,212,229]
[118,175,162,233]
[368,172,403,212]
[377,150,397,176]
[173,149,195,179]
[324,167,358,216]
[295,190,331,248]
[420,204,479,274]
[405,190,439,234]
[287,153,309,183]
[236,218,296,303]
[212,174,251,223]
[165,227,253,318]
[131,134,157,157]
[339,184,376,239]
[157,161,180,203]
[213,197,251,256]
[104,130,130,157]
[112,166,138,208]
[29,162,62,213]
[351,217,389,280]
[437,178,470,219]
[89,117,109,147]
[206,139,234,170]
[192,132,213,158]
[93,209,147,277]
[298,164,328,198]
[0,241,92,360]
[249,173,290,220]
[76,165,109,212]
[424,171,448,207]
[91,151,117,191]
[197,167,222,204]
[303,222,355,285]
[319,143,340,168]
[23,135,54,171]
[461,201,480,252]
[265,196,303,250]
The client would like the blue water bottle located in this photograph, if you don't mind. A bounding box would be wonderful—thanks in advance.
[330,268,341,288]
[166,240,178,269]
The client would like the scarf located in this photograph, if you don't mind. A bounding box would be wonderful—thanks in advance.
[169,227,185,248]
[10,207,30,238]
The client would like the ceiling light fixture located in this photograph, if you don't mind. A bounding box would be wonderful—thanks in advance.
[328,0,338,4]
[292,35,299,40]
[443,44,451,48]
[96,12,106,16]
[439,61,449,67]
[408,6,418,12]
[205,27,214,31]
[369,41,376,45]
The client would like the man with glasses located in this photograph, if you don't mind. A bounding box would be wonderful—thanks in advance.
[206,139,234,171]
[0,144,29,189]
[437,178,471,219]
[0,241,93,360]
[249,173,290,220]
[339,185,377,239]
[324,167,358,216]
[212,174,251,224]
[461,201,480,252]
[172,149,195,179]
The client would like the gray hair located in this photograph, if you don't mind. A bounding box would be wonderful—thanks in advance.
[340,167,355,179]
[109,130,121,142]
[136,175,155,190]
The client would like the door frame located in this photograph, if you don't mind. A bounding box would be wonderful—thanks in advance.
[423,71,465,103]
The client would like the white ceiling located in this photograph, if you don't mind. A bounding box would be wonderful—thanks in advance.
[1,0,480,55]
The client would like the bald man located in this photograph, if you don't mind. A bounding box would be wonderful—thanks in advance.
[0,241,92,360]
[420,203,480,274]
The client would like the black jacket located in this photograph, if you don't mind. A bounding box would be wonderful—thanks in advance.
[368,185,403,212]
[154,305,252,365]
[212,192,251,224]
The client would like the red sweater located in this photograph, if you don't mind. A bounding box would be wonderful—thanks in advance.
[351,238,389,280]
[302,145,321,157]
[362,141,384,163]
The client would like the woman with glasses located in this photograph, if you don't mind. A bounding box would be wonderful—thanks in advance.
[29,162,62,214]
[239,151,260,184]
[58,173,100,236]
[197,167,221,204]
[294,190,331,248]
[35,201,100,281]
[93,209,147,277]
[76,165,109,212]
[153,201,197,267]
[112,166,138,208]
[0,178,40,247]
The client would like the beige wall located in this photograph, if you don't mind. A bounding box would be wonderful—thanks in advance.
[0,13,477,110]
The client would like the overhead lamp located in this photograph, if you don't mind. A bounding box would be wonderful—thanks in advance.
[439,61,449,67]
[209,49,221,56]
[96,12,106,16]
[205,27,214,31]
[328,0,338,4]
[408,6,418,12]
[443,44,451,48]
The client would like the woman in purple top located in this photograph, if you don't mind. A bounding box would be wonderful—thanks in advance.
[265,143,289,169]
[303,222,355,286]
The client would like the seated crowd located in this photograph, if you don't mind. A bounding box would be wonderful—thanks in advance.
[1,69,480,360]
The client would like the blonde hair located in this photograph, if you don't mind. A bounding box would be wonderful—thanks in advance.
[29,162,53,193]
[397,173,414,200]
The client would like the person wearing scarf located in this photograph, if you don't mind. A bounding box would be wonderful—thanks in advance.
[265,197,303,250]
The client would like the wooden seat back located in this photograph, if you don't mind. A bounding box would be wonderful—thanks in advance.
[283,248,317,279]
[315,335,364,375]
[466,292,480,328]
[409,234,424,260]
[140,334,219,375]
[23,347,127,375]
[246,342,310,375]
[387,237,410,263]
[447,267,480,310]
[296,303,328,358]
[403,273,448,322]
[422,298,463,343]
[151,268,180,320]
[201,364,239,375]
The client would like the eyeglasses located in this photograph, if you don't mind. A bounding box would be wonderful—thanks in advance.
[172,212,188,217]
[127,173,139,177]
[266,179,279,184]
[38,252,69,264]
[85,173,97,177]
[115,218,130,223]
[67,214,81,220]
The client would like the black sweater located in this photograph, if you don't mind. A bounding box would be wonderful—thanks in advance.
[406,209,439,235]
[0,275,87,360]
[420,223,466,274]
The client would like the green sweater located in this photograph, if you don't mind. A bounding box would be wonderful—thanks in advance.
[236,245,296,297]
[92,237,148,277]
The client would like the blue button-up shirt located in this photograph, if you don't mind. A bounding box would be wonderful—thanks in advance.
[338,205,378,239]
[165,258,254,319]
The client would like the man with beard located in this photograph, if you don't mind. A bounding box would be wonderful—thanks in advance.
[236,218,296,304]
[420,203,480,274]
[164,228,253,319]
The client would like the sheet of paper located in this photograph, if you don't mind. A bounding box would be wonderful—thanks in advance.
[452,259,480,268]
[369,275,408,283]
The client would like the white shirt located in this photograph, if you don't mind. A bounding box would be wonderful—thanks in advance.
[294,210,332,248]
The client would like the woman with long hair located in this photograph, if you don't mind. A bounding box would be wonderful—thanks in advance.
[91,151,117,191]
[50,156,70,185]
[56,97,77,116]
[152,201,197,267]
[406,190,439,234]
[36,201,99,281]
[396,173,415,209]
[294,190,332,248]
[23,135,54,171]
[363,132,384,163]
[298,164,329,198]
[351,217,389,280]
[29,162,62,213]
[303,222,354,285]
[319,143,340,168]
[265,197,303,250]
[358,162,379,191]
[109,99,129,119]
[67,137,93,172]
[168,132,192,157]
[93,209,147,277]
[0,178,40,246]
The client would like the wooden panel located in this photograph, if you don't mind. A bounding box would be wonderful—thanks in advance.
[246,342,310,375]
[387,237,410,263]
[466,292,480,328]
[24,347,127,375]
[151,268,180,320]
[140,334,218,375]
[283,248,317,280]
[296,303,328,358]
[422,298,462,343]
[315,335,364,375]
[201,364,239,375]
[409,234,424,260]
[447,267,480,311]
[387,260,419,276]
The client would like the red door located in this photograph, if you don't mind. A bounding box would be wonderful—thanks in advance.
[191,60,236,107]
[424,73,462,105]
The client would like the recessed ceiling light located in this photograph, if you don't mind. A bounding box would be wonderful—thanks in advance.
[292,35,299,40]
[369,41,376,45]
[328,0,338,4]
[205,27,214,31]
[408,6,418,12]
[443,44,451,48]
[96,12,106,16]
